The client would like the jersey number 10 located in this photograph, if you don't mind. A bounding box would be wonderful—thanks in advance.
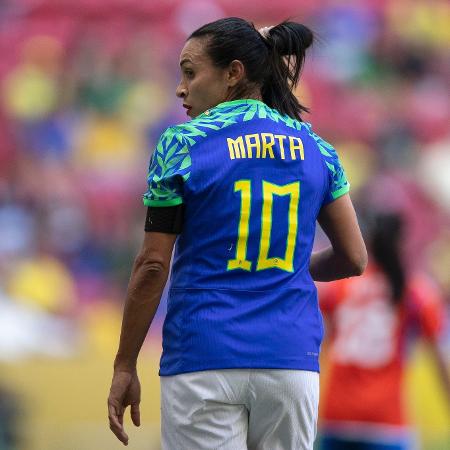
[227,180,300,273]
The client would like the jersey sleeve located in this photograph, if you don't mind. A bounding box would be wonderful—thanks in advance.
[143,126,191,207]
[313,133,350,204]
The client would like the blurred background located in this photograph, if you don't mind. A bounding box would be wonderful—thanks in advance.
[0,0,448,449]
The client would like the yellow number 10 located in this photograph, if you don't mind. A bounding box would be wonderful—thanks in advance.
[227,180,300,273]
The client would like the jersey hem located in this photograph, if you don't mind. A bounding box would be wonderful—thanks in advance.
[159,360,320,376]
[143,197,184,207]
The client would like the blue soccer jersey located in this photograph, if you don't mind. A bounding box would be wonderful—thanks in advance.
[143,99,349,376]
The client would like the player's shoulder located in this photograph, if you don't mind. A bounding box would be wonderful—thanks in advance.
[301,122,340,160]
[159,115,221,149]
[151,125,191,180]
[303,123,350,199]
[159,104,262,148]
[157,124,185,146]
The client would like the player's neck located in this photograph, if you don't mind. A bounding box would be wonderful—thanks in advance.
[225,85,263,103]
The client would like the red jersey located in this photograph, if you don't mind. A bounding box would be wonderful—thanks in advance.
[319,265,445,426]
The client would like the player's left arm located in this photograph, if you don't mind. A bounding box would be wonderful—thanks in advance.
[309,136,367,281]
[310,194,367,281]
[108,230,176,445]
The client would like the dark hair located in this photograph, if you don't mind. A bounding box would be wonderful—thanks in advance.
[371,213,406,305]
[189,17,313,121]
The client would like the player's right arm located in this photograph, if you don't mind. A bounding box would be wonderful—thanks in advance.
[108,126,189,445]
[310,194,367,281]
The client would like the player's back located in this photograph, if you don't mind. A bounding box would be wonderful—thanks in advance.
[144,99,349,375]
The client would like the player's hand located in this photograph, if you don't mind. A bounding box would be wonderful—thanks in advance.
[108,369,141,446]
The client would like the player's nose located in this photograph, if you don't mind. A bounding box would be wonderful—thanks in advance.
[176,82,187,98]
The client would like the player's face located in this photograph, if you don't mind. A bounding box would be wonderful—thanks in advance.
[176,38,230,118]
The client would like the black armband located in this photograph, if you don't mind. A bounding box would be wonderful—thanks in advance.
[145,205,184,234]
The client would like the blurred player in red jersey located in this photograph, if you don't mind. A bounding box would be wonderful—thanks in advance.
[318,212,450,450]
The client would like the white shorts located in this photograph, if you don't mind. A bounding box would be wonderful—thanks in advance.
[160,369,319,450]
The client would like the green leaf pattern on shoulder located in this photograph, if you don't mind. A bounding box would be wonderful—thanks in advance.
[172,101,304,150]
[143,127,191,206]
[307,128,349,200]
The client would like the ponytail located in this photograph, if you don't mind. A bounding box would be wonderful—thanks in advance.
[262,22,314,121]
[189,18,313,121]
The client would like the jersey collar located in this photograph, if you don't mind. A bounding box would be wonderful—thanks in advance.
[196,99,267,119]
[213,99,266,110]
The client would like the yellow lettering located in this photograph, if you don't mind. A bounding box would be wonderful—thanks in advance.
[274,135,287,159]
[245,134,260,158]
[227,136,246,159]
[289,136,304,160]
[228,134,305,162]
[261,133,275,159]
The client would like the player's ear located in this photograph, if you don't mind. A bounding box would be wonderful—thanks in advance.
[227,60,245,87]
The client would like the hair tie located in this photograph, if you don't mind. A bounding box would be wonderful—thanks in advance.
[258,26,273,40]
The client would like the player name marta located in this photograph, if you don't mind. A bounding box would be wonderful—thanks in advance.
[227,133,305,161]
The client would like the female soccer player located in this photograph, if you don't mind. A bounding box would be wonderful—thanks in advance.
[108,17,367,449]
[319,212,449,450]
